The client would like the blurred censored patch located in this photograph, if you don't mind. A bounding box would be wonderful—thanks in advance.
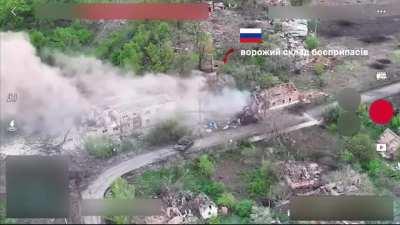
[268,4,400,20]
[6,156,69,218]
[290,196,393,221]
[81,199,162,216]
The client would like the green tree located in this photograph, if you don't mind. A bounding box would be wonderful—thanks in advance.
[344,133,376,168]
[145,41,174,72]
[305,34,319,50]
[29,30,48,50]
[48,23,93,51]
[115,22,175,74]
[217,192,236,208]
[120,41,144,73]
[196,154,215,177]
[246,160,277,198]
[0,0,34,30]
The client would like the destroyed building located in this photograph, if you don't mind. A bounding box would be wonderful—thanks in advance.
[83,108,142,138]
[377,128,400,160]
[282,161,322,192]
[82,94,176,138]
[234,82,326,125]
[242,83,301,121]
[145,190,218,224]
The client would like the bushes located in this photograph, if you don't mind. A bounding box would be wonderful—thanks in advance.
[344,133,376,169]
[313,63,326,76]
[116,22,175,74]
[323,106,341,124]
[305,34,319,50]
[173,52,199,77]
[366,159,383,177]
[84,135,115,159]
[50,24,93,50]
[134,167,182,196]
[28,22,93,52]
[108,178,136,199]
[217,192,236,208]
[256,74,281,89]
[144,119,190,146]
[119,138,142,153]
[199,180,225,200]
[0,0,35,30]
[358,104,385,140]
[250,206,274,224]
[234,199,253,218]
[29,31,48,50]
[196,154,215,177]
[106,178,136,224]
[390,115,400,132]
[245,161,277,198]
[182,171,225,200]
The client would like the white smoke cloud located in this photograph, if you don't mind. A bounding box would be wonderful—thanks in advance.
[0,32,249,135]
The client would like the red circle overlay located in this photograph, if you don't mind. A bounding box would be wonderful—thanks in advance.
[369,99,394,125]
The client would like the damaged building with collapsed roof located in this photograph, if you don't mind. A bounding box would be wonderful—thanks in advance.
[236,82,326,125]
[281,161,322,192]
[82,94,176,138]
[377,128,400,160]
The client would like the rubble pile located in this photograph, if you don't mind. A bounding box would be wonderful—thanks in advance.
[304,55,338,72]
[282,161,322,191]
[145,190,218,224]
[82,107,142,138]
[282,19,308,37]
[280,19,311,72]
[315,182,361,196]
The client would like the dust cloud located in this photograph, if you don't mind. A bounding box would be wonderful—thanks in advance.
[1,32,249,135]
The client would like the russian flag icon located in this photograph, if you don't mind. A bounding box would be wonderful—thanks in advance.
[240,28,262,43]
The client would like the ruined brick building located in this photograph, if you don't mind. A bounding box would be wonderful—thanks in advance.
[377,128,400,160]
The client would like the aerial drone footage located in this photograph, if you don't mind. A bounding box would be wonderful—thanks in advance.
[0,0,400,224]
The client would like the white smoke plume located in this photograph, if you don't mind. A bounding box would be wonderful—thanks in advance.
[0,32,249,135]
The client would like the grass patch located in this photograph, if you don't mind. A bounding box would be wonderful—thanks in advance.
[84,135,116,159]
